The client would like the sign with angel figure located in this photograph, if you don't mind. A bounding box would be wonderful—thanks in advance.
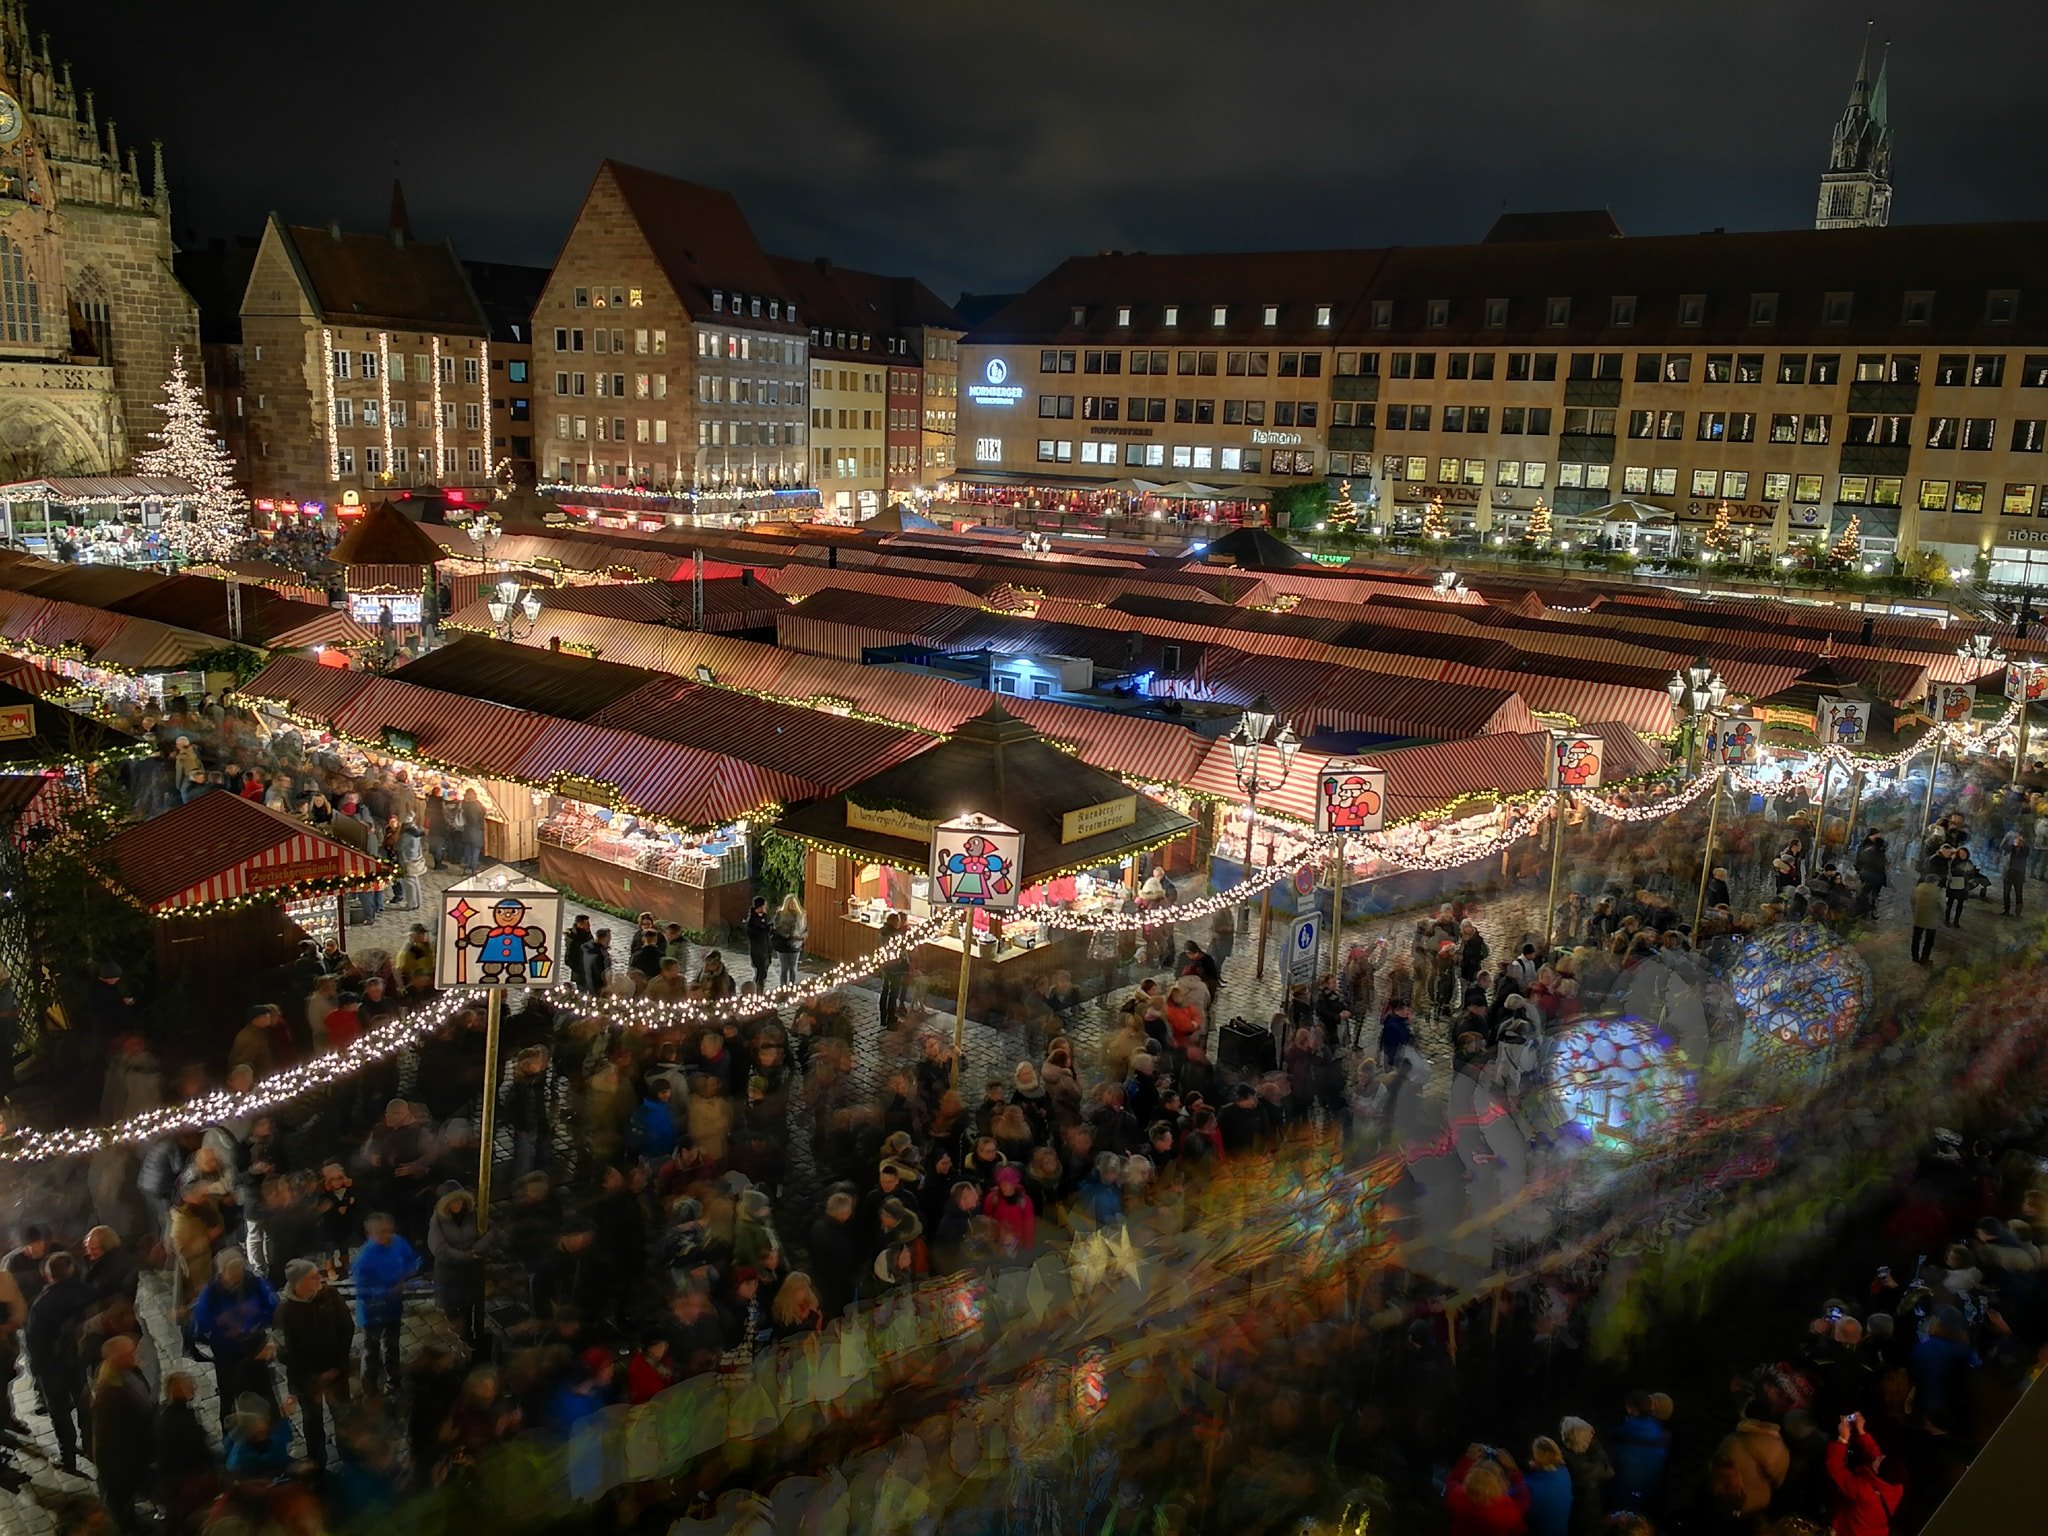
[929,813,1023,911]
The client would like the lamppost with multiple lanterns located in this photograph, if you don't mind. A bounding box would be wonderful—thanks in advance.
[1665,656,1729,773]
[1227,694,1301,980]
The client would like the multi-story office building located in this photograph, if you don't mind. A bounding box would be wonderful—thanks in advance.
[532,161,808,491]
[239,195,492,502]
[956,219,2048,579]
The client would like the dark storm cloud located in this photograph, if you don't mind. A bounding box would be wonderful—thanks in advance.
[63,0,2048,300]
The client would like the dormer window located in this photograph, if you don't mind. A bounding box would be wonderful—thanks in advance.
[711,290,724,313]
[1749,292,1778,326]
[1315,304,1332,327]
[1484,298,1507,328]
[1902,290,1934,325]
[1116,305,1132,326]
[1263,305,1279,326]
[750,297,762,317]
[1678,294,1705,326]
[1824,291,1854,325]
[1987,289,2019,324]
[1163,305,1179,326]
[1610,295,1636,327]
[1371,300,1393,329]
[1545,296,1570,327]
[768,301,780,320]
[1426,299,1449,329]
[1211,305,1227,326]
[1071,305,1086,325]
[787,305,796,325]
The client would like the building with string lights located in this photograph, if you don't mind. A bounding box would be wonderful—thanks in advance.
[238,185,494,504]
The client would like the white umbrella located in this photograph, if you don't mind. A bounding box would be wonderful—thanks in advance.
[1474,490,1495,537]
[1767,497,1791,555]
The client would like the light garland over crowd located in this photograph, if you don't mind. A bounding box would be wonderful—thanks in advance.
[2,702,2023,1164]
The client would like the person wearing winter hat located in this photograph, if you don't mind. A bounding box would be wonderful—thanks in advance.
[1076,1152,1125,1228]
[428,1182,496,1348]
[275,1258,353,1470]
[719,1267,773,1356]
[869,1207,927,1295]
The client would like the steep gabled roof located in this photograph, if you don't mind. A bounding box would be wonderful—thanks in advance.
[269,215,487,335]
[600,161,803,332]
[331,501,449,567]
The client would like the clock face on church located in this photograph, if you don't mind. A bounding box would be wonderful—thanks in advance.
[0,94,20,146]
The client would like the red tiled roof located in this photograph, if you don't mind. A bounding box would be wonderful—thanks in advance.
[600,162,804,331]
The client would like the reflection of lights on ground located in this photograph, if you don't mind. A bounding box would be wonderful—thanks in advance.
[1732,920,1871,1075]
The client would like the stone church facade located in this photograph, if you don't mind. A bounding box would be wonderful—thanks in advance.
[0,2,197,478]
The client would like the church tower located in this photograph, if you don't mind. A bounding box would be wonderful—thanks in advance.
[1815,22,1893,230]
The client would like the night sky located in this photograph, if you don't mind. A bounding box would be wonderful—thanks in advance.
[66,0,2048,302]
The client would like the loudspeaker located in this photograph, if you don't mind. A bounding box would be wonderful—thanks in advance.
[1217,1017,1275,1073]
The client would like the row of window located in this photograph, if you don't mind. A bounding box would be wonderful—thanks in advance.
[813,447,886,481]
[1123,350,2048,388]
[1029,439,1320,475]
[571,285,646,311]
[553,415,673,445]
[1380,404,1554,434]
[552,371,674,402]
[334,446,484,477]
[1047,348,1328,378]
[332,399,482,431]
[1369,287,2019,332]
[552,327,668,357]
[811,408,882,432]
[1041,394,1323,427]
[813,368,885,393]
[331,351,478,384]
[695,376,797,407]
[1072,303,1338,330]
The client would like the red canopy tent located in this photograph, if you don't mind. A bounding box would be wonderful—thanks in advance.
[102,793,389,984]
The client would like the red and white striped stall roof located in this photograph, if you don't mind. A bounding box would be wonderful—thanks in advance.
[330,681,550,774]
[239,656,380,725]
[103,793,384,912]
[512,719,809,827]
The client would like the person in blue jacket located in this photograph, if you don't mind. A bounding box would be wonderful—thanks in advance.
[189,1247,278,1429]
[1524,1435,1574,1536]
[1075,1152,1124,1228]
[349,1212,418,1393]
[628,1078,681,1165]
[224,1392,296,1479]
[1607,1390,1672,1512]
[548,1345,616,1434]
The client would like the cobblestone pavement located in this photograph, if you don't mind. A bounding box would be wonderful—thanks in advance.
[3,819,2031,1522]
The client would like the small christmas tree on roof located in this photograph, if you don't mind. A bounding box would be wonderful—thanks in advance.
[1830,513,1863,565]
[1328,478,1358,530]
[1422,492,1448,541]
[134,347,248,562]
[1524,498,1552,544]
[1703,500,1745,556]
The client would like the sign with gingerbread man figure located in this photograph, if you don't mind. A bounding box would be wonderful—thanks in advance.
[436,865,564,988]
[1314,761,1388,835]
[1548,732,1605,790]
[1815,697,1872,750]
[929,813,1024,912]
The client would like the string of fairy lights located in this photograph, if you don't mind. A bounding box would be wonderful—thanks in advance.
[0,703,2018,1164]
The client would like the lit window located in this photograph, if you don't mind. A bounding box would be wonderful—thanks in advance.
[1163,306,1179,326]
[1211,305,1227,326]
[1315,304,1332,327]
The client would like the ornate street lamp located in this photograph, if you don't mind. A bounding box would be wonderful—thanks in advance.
[1227,695,1302,980]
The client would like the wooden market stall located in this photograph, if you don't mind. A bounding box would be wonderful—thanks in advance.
[775,704,1195,982]
[100,793,390,985]
[329,500,447,637]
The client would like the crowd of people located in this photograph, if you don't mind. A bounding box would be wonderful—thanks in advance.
[2,693,2045,1533]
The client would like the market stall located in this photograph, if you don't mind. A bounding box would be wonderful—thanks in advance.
[775,704,1195,979]
[328,500,446,644]
[535,793,754,931]
[100,793,390,988]
[0,476,195,566]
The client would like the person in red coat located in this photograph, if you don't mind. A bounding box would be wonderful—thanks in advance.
[624,1339,677,1404]
[1823,1416,1902,1536]
[1446,1445,1532,1536]
[982,1166,1037,1258]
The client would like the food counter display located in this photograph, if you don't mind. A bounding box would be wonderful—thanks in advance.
[537,797,753,932]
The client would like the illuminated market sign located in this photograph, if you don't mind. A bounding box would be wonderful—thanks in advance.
[348,592,424,624]
[1060,794,1137,844]
[1249,428,1303,446]
[965,357,1024,407]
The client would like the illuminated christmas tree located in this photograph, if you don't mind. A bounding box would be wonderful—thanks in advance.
[1422,492,1448,541]
[135,348,249,561]
[1328,479,1358,530]
[1829,513,1863,564]
[1524,498,1553,544]
[1703,500,1745,556]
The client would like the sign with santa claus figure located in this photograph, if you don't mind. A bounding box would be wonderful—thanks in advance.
[1314,761,1388,835]
[1815,696,1872,749]
[1707,714,1758,766]
[1932,683,1977,724]
[2008,662,2048,703]
[929,812,1023,912]
[1548,732,1605,791]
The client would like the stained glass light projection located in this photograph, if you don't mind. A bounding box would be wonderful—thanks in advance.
[1551,1015,1698,1147]
[1730,921,1872,1078]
